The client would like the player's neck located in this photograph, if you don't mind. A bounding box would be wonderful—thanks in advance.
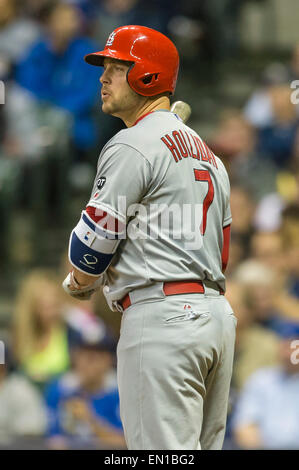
[124,96,170,128]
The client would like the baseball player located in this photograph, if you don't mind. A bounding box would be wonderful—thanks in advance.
[63,25,236,450]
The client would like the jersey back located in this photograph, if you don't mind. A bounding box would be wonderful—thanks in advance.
[88,110,232,302]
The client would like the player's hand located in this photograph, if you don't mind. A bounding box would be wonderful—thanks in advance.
[62,271,102,300]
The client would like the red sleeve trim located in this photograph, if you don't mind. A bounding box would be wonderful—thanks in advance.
[86,205,124,233]
[221,224,231,273]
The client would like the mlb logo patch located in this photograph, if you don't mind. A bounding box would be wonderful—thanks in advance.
[183,304,192,310]
[84,231,91,241]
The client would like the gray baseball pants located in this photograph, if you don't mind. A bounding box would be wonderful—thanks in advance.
[116,282,237,450]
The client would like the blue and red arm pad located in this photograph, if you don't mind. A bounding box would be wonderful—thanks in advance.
[68,207,124,276]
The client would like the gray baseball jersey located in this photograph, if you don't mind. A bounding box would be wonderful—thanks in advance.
[87,110,231,307]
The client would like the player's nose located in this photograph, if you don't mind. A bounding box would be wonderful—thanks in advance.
[100,69,110,85]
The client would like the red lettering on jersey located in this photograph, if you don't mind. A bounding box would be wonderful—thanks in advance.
[203,141,214,165]
[179,131,192,157]
[161,135,181,162]
[172,131,188,158]
[211,150,218,169]
[193,136,207,162]
[196,137,209,162]
[185,131,199,160]
[191,135,201,160]
[203,142,218,169]
[162,131,218,169]
[194,169,215,235]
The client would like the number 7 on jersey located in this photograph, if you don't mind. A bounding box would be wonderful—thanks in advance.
[194,169,214,236]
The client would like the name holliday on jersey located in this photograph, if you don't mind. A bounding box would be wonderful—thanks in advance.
[161,129,218,168]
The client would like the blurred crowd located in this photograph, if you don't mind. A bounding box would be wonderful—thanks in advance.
[0,0,246,264]
[0,0,299,451]
[1,268,125,449]
[209,53,299,448]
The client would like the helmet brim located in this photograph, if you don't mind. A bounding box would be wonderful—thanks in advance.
[84,50,134,67]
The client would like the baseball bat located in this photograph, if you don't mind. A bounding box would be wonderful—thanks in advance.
[170,100,192,124]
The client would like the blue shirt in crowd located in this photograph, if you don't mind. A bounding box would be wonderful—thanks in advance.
[257,121,299,169]
[16,37,101,150]
[45,372,122,443]
[232,366,299,449]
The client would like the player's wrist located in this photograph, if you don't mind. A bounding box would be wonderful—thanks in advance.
[70,270,92,289]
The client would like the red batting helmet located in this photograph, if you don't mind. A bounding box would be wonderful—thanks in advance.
[84,25,179,97]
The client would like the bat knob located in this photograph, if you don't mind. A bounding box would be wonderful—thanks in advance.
[170,100,192,123]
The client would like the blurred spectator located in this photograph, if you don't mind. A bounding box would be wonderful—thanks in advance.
[281,203,299,299]
[230,186,255,249]
[224,186,256,276]
[3,84,71,164]
[61,0,98,25]
[277,164,299,203]
[167,15,203,62]
[225,232,246,277]
[257,85,299,170]
[15,1,101,159]
[22,0,57,20]
[250,231,285,273]
[226,281,279,391]
[235,260,299,332]
[253,165,299,232]
[13,269,99,389]
[288,43,299,82]
[45,325,125,449]
[211,110,255,160]
[244,62,290,129]
[0,0,40,75]
[249,229,299,310]
[171,0,246,67]
[232,332,299,449]
[93,0,173,46]
[0,345,47,445]
[210,111,277,200]
[253,191,286,232]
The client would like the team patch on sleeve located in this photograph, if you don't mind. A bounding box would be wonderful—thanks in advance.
[96,176,106,189]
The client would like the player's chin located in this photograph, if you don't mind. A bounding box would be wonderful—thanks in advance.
[101,102,114,115]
